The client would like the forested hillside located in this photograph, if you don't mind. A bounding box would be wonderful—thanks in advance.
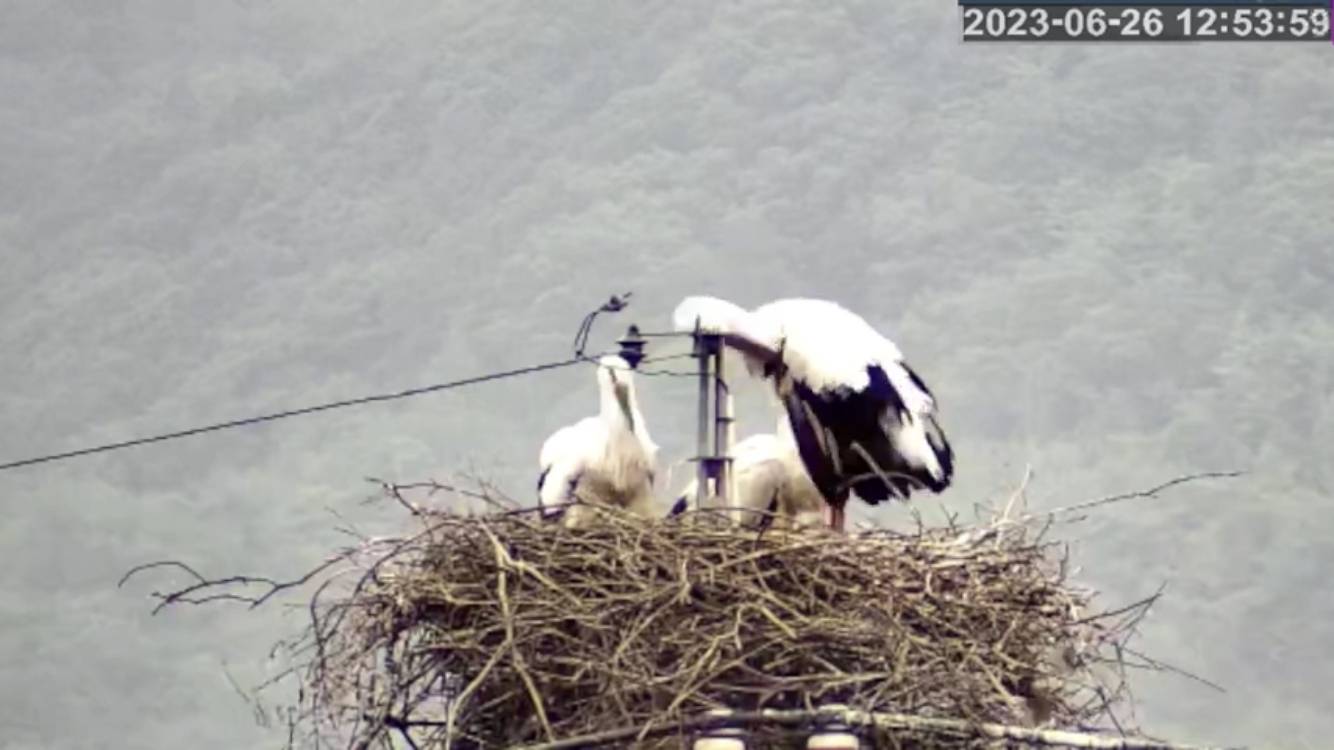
[1,2,1331,748]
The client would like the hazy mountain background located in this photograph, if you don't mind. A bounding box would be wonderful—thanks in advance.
[2,1,1331,748]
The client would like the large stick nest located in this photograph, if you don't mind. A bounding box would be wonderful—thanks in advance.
[278,480,1161,749]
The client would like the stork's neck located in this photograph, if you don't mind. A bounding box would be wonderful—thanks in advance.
[600,389,622,427]
[600,383,656,471]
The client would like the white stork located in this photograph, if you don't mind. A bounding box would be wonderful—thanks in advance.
[667,416,826,532]
[537,354,658,527]
[671,296,954,532]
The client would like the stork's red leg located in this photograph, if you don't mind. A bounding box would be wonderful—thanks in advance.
[830,505,846,533]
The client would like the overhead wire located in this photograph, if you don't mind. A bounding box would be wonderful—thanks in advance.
[0,293,698,473]
[0,357,587,472]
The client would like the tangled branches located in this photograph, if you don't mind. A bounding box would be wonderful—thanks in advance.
[122,474,1237,749]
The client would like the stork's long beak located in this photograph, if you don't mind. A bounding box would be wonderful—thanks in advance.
[614,381,635,433]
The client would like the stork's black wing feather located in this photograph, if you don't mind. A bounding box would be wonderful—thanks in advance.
[781,382,846,505]
[754,490,781,535]
[667,494,688,517]
[899,361,934,401]
[784,366,929,506]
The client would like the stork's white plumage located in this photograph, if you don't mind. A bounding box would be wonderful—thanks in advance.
[537,355,658,527]
[668,417,826,532]
[672,296,954,532]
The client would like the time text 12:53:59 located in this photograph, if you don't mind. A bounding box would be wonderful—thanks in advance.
[961,4,1331,41]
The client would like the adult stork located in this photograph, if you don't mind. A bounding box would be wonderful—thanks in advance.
[668,416,826,532]
[537,354,658,527]
[671,296,953,532]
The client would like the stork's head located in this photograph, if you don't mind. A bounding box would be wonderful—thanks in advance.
[596,354,637,429]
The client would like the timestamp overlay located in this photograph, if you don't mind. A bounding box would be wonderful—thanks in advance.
[961,0,1332,41]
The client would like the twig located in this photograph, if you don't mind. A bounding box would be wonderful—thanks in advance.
[117,556,350,615]
[1118,645,1226,694]
[1046,472,1244,517]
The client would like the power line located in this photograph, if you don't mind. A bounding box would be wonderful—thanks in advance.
[0,352,696,474]
[0,357,593,473]
[0,289,704,473]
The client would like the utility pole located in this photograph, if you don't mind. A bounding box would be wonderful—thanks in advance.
[692,326,732,509]
[715,345,734,506]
